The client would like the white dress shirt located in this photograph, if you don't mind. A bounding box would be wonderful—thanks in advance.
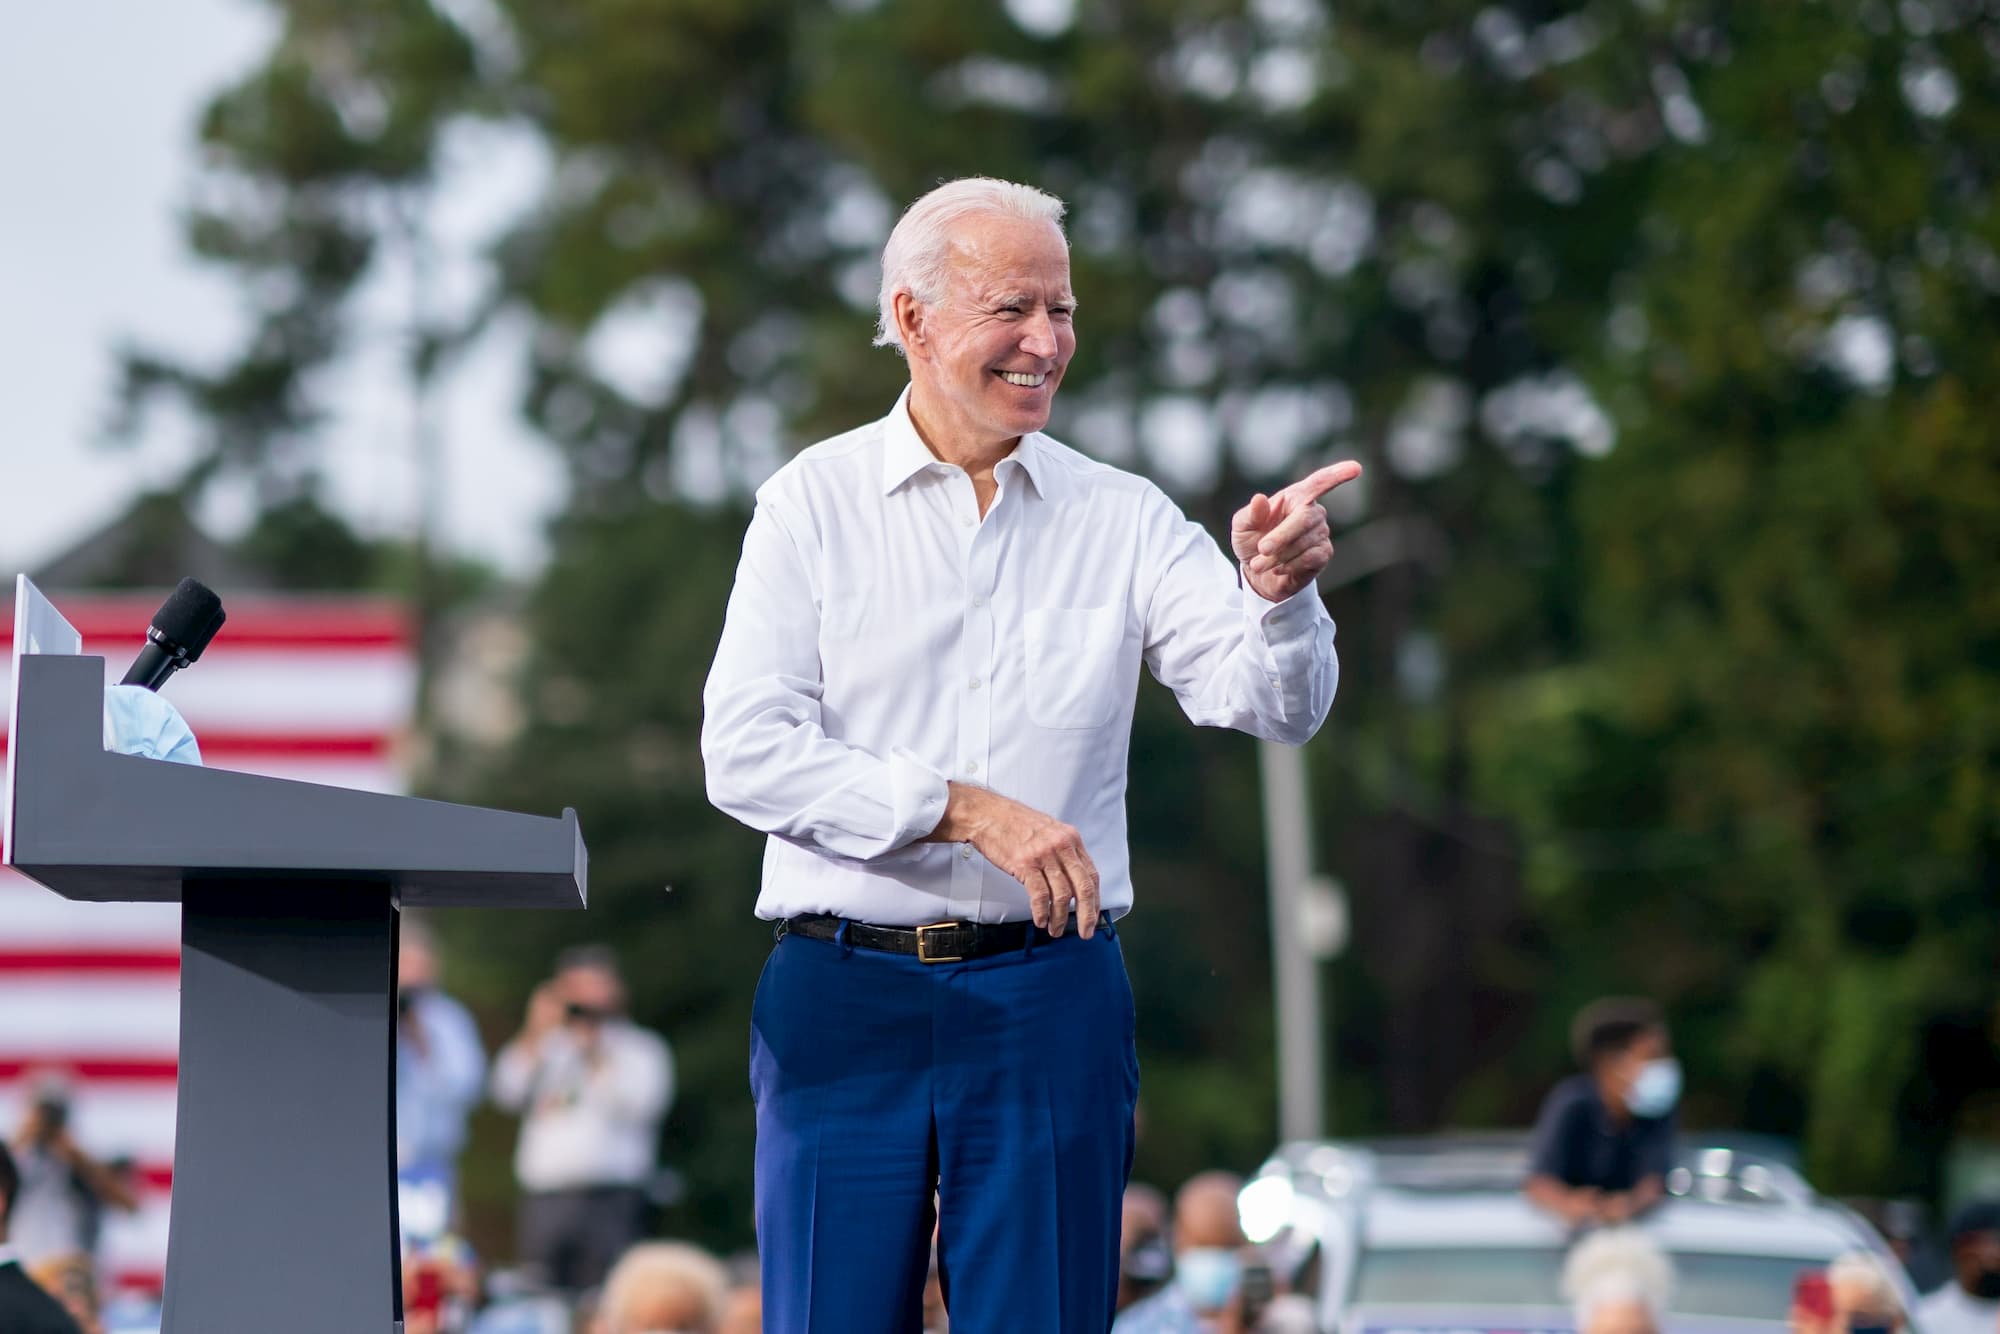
[702,389,1339,926]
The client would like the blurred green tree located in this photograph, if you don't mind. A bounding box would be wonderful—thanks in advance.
[139,0,2000,1248]
[1468,1,2000,1193]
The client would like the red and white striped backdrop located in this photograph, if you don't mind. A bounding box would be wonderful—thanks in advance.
[0,592,415,1295]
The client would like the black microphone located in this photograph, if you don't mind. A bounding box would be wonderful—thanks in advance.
[121,578,227,691]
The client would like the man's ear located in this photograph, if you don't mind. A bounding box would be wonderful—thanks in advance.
[894,291,929,358]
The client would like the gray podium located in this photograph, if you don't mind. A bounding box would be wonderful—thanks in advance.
[4,589,587,1334]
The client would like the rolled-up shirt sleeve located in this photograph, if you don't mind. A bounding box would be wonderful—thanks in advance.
[1138,485,1339,745]
[702,492,951,861]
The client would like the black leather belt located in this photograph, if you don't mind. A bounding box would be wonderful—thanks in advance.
[780,913,1054,963]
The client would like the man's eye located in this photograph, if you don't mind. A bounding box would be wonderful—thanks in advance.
[1052,307,1075,320]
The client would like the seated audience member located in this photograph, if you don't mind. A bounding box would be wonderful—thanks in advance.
[593,1242,729,1334]
[1119,1182,1173,1313]
[717,1279,762,1334]
[1114,1171,1246,1333]
[0,1141,85,1333]
[1918,1202,2000,1334]
[1525,998,1680,1226]
[1826,1252,1906,1332]
[1561,1227,1674,1334]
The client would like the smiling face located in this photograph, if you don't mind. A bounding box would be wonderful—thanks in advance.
[897,212,1075,455]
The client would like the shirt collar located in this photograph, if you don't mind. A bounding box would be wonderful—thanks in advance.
[879,387,1056,500]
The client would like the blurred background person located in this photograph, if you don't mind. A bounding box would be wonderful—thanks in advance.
[397,915,488,1209]
[25,1254,100,1334]
[6,1074,137,1269]
[1115,1170,1246,1333]
[591,1241,728,1334]
[1525,998,1679,1227]
[717,1278,762,1334]
[1792,1269,1835,1334]
[1917,1202,2000,1334]
[0,1141,85,1333]
[1560,1227,1674,1334]
[491,946,673,1293]
[923,1241,948,1334]
[1120,1181,1173,1313]
[1826,1251,1907,1333]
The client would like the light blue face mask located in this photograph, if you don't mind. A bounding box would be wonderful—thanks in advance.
[1627,1056,1682,1118]
[102,684,203,765]
[1174,1247,1242,1312]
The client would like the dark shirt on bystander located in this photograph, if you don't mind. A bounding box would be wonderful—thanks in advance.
[0,1258,85,1334]
[1528,1073,1675,1192]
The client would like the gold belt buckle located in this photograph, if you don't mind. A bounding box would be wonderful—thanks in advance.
[915,921,964,964]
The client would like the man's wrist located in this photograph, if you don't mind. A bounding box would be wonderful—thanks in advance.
[926,782,989,844]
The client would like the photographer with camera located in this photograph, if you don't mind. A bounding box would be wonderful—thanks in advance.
[491,946,673,1294]
[7,1074,136,1269]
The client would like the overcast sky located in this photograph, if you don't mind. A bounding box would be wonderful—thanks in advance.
[1,0,564,577]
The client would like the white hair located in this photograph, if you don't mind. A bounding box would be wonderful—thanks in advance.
[873,176,1068,353]
[598,1241,729,1334]
[1826,1251,1904,1314]
[1562,1228,1675,1329]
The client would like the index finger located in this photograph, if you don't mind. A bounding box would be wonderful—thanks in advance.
[1061,844,1100,939]
[1281,460,1363,506]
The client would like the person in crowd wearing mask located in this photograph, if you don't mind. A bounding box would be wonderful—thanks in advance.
[0,1141,85,1334]
[396,916,488,1204]
[1916,1202,2000,1334]
[1524,998,1680,1227]
[1826,1252,1907,1334]
[1120,1182,1173,1313]
[1114,1171,1246,1332]
[1561,1227,1673,1334]
[492,946,674,1293]
[591,1241,729,1334]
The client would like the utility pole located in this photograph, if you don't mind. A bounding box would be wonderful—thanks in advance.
[1259,515,1448,1145]
[1261,736,1333,1144]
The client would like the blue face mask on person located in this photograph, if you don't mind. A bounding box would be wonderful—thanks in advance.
[1627,1057,1682,1118]
[1174,1247,1242,1311]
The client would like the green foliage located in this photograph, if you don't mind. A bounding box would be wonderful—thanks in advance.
[1465,0,2000,1192]
[151,0,2000,1246]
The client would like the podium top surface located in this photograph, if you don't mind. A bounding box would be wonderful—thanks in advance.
[5,593,586,909]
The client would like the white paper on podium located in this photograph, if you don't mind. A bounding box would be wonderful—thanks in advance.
[4,574,83,863]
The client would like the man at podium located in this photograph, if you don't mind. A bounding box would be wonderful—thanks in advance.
[703,176,1355,1331]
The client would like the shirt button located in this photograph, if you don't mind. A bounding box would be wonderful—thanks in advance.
[965,760,979,774]
[960,845,973,859]
[971,596,985,607]
[960,516,974,529]
[969,677,982,690]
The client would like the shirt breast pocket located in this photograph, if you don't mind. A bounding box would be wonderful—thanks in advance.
[1025,606,1125,730]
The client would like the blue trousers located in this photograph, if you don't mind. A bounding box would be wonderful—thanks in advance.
[750,922,1140,1333]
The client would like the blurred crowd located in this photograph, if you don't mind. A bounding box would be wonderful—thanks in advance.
[7,937,2000,1334]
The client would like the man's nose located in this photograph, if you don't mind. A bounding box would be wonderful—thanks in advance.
[1019,310,1058,360]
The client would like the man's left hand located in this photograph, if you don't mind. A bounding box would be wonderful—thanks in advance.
[1230,461,1364,603]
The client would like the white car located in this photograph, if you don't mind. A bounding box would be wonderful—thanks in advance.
[1237,1136,1919,1334]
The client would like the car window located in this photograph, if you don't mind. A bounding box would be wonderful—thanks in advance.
[1352,1248,1826,1318]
